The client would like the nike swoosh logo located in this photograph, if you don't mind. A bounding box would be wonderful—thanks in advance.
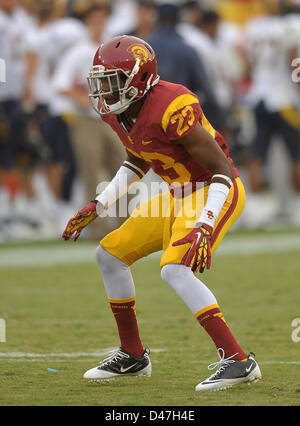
[120,362,139,373]
[245,363,254,373]
[142,140,152,145]
[195,232,202,245]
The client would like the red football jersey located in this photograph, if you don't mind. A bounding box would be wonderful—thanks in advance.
[101,80,238,187]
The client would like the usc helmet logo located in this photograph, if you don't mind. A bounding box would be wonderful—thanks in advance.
[127,44,149,66]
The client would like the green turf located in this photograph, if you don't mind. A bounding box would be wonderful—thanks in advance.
[0,239,300,406]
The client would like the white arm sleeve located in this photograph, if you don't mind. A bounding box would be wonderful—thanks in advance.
[197,182,231,228]
[95,161,145,209]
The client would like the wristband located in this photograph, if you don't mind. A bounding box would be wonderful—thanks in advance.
[197,182,230,228]
[211,174,233,187]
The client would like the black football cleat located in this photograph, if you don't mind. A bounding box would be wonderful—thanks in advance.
[83,347,151,381]
[195,348,262,391]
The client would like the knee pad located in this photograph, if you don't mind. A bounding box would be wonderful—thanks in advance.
[160,264,173,284]
[161,264,190,299]
[96,245,130,274]
[161,263,190,284]
[95,245,135,300]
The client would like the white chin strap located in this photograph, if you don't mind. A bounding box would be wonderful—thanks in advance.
[104,99,129,115]
[103,84,139,115]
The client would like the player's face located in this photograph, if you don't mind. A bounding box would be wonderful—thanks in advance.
[100,75,120,104]
[88,67,133,115]
[95,72,127,105]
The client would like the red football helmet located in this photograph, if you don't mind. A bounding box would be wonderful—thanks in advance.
[87,35,160,115]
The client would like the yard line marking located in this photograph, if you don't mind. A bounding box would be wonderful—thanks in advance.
[0,244,96,268]
[215,234,300,257]
[0,348,166,359]
[1,233,300,268]
[188,360,300,365]
[259,361,300,365]
[0,351,299,366]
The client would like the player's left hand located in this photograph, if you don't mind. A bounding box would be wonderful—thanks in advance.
[172,223,213,273]
[62,201,98,241]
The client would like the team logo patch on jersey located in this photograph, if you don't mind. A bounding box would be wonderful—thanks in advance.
[127,45,149,66]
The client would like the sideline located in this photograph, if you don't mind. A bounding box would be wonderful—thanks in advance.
[0,350,298,366]
[1,232,300,268]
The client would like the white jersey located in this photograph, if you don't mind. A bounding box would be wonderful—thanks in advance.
[46,17,87,64]
[216,20,246,83]
[284,13,300,54]
[51,38,98,117]
[23,17,87,107]
[177,22,234,108]
[245,15,298,111]
[43,17,87,116]
[0,7,34,100]
[23,20,58,106]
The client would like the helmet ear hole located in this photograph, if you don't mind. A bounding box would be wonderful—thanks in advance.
[141,72,148,82]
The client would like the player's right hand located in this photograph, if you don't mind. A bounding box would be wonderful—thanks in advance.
[172,223,213,273]
[62,201,99,241]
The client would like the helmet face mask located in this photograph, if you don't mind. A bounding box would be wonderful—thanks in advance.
[87,65,139,115]
[87,35,160,116]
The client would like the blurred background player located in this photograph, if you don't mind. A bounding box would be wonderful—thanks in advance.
[178,2,243,139]
[0,0,38,238]
[127,0,157,40]
[22,0,63,234]
[147,3,221,130]
[244,0,300,227]
[39,0,87,233]
[0,0,87,238]
[52,1,125,238]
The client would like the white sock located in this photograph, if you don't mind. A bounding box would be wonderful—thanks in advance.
[161,264,217,315]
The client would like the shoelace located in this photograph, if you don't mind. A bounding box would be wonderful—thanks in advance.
[207,348,239,379]
[99,348,130,367]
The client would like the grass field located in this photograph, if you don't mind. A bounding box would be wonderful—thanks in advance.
[0,229,300,406]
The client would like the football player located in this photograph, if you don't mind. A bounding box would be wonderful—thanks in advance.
[245,0,300,227]
[62,35,262,391]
